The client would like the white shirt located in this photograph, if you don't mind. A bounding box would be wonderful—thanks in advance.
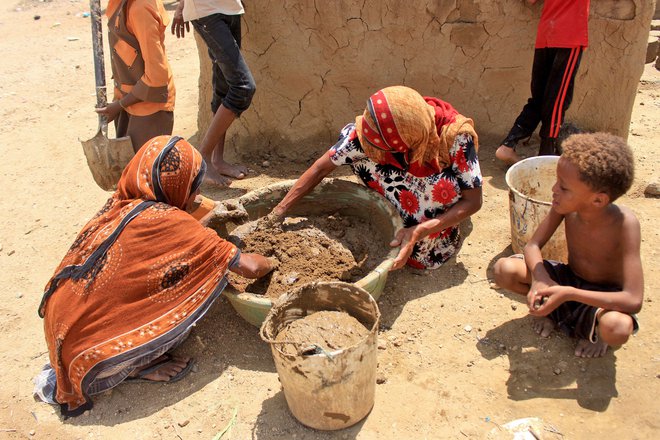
[182,0,244,21]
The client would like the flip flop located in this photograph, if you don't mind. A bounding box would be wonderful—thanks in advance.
[125,353,195,384]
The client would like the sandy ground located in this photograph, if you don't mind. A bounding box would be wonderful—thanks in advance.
[1,1,659,439]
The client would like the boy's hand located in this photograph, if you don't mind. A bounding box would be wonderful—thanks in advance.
[526,279,554,310]
[171,2,189,38]
[95,101,122,123]
[528,285,567,316]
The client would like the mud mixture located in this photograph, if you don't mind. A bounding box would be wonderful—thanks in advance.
[227,214,387,299]
[274,310,369,356]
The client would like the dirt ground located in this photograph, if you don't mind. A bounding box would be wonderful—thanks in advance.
[0,1,658,439]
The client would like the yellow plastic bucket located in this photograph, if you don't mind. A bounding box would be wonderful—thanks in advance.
[505,156,568,262]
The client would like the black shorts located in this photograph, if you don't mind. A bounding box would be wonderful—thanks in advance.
[543,260,639,342]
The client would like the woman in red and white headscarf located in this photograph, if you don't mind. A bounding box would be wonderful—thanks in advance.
[270,86,483,270]
[34,136,275,417]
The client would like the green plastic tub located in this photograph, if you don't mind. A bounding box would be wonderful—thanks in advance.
[213,178,402,327]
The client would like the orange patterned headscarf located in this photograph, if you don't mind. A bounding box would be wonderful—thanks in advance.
[355,86,478,176]
[39,136,237,416]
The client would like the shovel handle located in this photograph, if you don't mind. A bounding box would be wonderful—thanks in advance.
[90,0,108,126]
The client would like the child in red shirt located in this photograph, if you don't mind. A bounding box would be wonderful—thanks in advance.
[496,0,590,165]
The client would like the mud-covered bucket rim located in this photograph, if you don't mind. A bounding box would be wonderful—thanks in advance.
[505,155,559,206]
[259,281,381,358]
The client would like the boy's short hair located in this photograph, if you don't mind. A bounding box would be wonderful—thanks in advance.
[561,132,634,202]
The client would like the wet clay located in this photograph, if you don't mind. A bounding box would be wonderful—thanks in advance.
[274,310,369,356]
[227,215,388,299]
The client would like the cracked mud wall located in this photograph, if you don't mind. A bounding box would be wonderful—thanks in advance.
[195,0,656,161]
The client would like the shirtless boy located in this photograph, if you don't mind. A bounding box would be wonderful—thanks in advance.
[493,133,643,358]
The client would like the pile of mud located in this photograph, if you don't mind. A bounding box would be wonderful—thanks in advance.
[227,214,387,299]
[274,310,369,356]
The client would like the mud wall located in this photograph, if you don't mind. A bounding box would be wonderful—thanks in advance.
[196,0,656,161]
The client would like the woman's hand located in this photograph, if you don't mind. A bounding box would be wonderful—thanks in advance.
[95,101,122,123]
[389,226,419,271]
[171,1,189,38]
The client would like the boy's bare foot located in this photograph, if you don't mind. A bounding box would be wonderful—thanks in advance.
[203,167,232,186]
[532,317,554,337]
[214,158,248,180]
[574,339,608,358]
[495,145,521,166]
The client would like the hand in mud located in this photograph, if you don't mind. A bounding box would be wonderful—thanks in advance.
[206,199,249,226]
[255,210,284,231]
[267,257,280,273]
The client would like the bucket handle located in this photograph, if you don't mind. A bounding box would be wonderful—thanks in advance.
[269,341,337,359]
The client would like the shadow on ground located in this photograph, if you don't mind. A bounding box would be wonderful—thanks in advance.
[252,391,368,439]
[476,316,618,411]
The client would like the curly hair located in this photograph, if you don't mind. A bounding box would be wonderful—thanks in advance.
[561,132,634,202]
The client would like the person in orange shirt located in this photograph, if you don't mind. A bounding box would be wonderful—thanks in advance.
[95,0,176,152]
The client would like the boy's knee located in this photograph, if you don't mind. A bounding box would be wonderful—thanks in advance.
[493,257,515,284]
[598,311,634,345]
[226,82,256,116]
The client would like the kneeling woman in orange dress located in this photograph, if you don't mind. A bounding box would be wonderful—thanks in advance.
[34,136,274,416]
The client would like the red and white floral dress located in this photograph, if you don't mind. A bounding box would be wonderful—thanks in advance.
[329,124,482,269]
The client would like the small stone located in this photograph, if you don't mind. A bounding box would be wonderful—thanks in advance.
[178,419,190,427]
[499,344,506,350]
[376,374,387,384]
[644,181,660,197]
[8,250,15,256]
[580,367,587,373]
[463,325,472,333]
[377,340,387,350]
[393,340,403,347]
[262,160,271,167]
[191,363,199,373]
[553,367,562,375]
[511,304,517,311]
[467,360,475,367]
[15,293,23,299]
[34,15,41,20]
[29,430,35,436]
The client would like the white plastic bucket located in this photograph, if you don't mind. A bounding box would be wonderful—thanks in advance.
[260,281,380,430]
[505,156,568,262]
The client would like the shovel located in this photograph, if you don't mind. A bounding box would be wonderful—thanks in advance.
[81,0,134,191]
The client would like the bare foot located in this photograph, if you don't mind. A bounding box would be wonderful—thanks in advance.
[532,317,554,338]
[202,165,232,186]
[213,156,248,180]
[495,145,521,166]
[574,339,608,358]
[129,355,192,382]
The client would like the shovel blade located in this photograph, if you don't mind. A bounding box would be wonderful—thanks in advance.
[81,129,134,191]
